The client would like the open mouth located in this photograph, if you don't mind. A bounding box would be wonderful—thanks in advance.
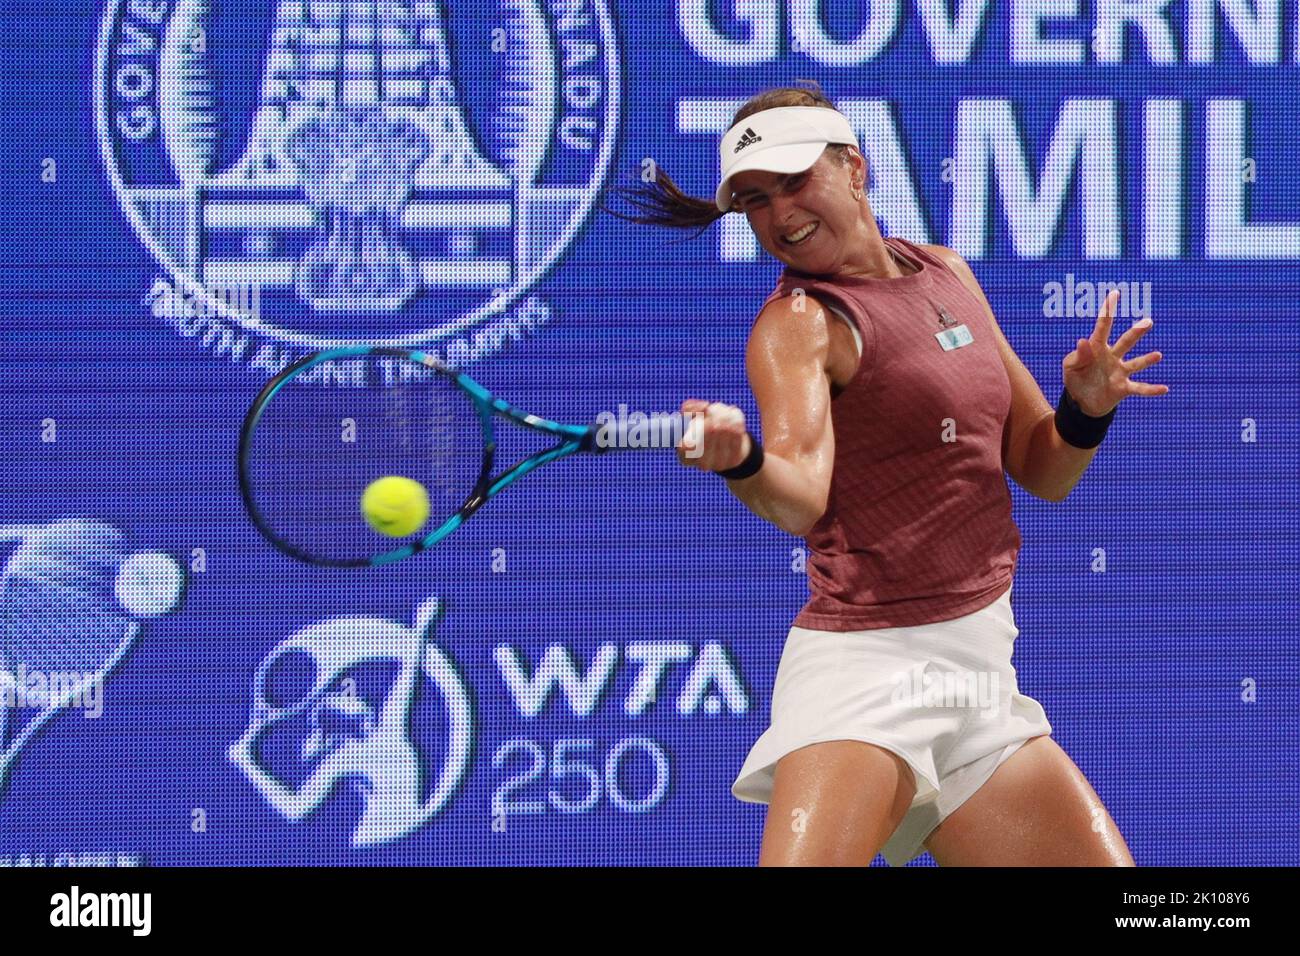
[781,221,819,245]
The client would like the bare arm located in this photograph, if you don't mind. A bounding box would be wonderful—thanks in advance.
[926,245,1100,503]
[676,295,836,535]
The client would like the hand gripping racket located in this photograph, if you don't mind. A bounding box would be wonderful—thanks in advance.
[237,346,665,567]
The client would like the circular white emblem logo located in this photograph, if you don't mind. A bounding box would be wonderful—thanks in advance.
[96,0,620,366]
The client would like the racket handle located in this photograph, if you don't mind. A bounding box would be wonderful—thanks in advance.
[580,418,683,453]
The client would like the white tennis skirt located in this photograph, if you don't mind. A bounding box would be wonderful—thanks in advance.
[731,582,1053,866]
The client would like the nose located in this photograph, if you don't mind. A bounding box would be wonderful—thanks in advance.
[770,188,797,221]
[769,196,800,234]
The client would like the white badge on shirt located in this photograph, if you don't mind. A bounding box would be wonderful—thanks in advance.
[935,324,974,351]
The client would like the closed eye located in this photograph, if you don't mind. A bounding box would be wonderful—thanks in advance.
[736,172,810,211]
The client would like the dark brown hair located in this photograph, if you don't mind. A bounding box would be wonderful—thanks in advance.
[599,80,859,242]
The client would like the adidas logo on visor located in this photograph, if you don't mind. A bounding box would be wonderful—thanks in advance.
[733,127,762,153]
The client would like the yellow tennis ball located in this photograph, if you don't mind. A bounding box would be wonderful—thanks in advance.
[360,476,430,537]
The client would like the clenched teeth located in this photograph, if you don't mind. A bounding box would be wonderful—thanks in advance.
[782,222,819,244]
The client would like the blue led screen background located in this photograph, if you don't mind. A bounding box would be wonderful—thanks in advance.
[0,1,1296,865]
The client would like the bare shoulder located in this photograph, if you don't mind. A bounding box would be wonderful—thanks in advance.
[918,243,980,292]
[748,290,833,350]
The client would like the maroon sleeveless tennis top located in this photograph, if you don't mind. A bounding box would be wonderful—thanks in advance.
[759,236,1019,630]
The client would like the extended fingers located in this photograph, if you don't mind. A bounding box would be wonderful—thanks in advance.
[1092,289,1118,344]
[1110,315,1154,357]
[1063,337,1092,370]
[1122,348,1163,373]
[1119,347,1169,397]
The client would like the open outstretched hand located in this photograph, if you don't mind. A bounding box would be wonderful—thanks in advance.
[1062,289,1170,417]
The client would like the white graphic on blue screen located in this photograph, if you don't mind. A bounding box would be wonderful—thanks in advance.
[98,0,620,348]
[0,519,185,795]
[228,596,473,847]
[203,0,510,312]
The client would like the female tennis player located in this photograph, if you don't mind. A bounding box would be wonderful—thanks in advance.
[606,82,1168,866]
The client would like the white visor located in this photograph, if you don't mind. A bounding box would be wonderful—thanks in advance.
[715,106,859,212]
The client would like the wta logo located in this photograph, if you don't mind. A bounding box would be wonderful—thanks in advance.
[227,597,473,847]
[96,0,620,367]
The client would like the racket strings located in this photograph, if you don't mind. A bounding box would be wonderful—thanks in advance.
[243,354,488,563]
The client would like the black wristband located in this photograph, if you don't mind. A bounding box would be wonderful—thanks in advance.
[1054,386,1116,449]
[715,431,764,480]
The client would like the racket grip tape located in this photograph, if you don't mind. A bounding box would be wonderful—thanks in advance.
[579,417,680,453]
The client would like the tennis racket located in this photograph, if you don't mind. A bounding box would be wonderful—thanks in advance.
[237,346,675,567]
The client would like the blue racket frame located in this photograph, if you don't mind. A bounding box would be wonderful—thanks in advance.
[238,345,608,568]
